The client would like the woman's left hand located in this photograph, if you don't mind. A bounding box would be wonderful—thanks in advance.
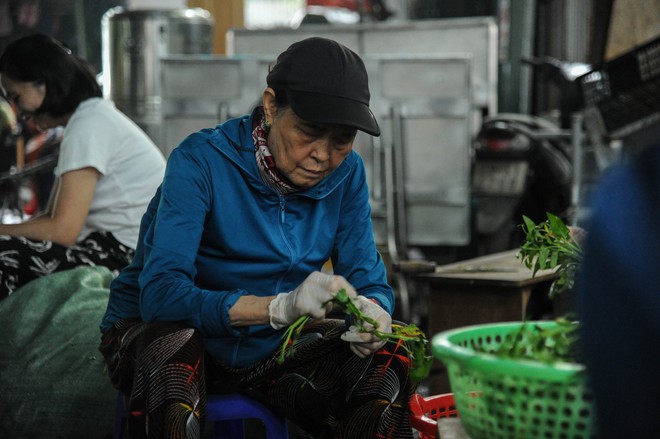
[341,296,392,358]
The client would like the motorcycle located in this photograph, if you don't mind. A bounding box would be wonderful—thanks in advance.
[472,112,573,255]
[471,56,589,255]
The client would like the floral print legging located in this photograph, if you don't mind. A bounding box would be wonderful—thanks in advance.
[99,318,417,439]
[0,231,133,300]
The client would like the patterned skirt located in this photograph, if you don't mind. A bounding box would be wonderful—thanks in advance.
[99,318,417,439]
[0,231,134,300]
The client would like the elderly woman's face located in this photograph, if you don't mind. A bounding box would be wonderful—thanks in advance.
[268,106,357,188]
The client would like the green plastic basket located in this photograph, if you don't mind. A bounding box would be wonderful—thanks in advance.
[432,321,596,439]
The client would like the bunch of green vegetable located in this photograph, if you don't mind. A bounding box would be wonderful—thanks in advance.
[276,289,433,384]
[518,212,583,298]
[487,317,581,363]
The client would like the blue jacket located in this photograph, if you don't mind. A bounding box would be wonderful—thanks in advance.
[100,109,394,367]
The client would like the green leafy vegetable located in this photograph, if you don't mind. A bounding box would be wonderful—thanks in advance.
[276,289,433,384]
[480,318,581,363]
[518,213,583,298]
[508,214,584,364]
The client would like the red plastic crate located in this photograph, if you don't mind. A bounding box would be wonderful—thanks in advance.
[409,393,458,439]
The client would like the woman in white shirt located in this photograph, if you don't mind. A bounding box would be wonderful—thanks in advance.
[0,34,166,299]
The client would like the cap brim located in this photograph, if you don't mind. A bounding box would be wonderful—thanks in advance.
[287,90,381,137]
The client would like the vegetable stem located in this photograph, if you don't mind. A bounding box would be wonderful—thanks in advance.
[275,289,432,383]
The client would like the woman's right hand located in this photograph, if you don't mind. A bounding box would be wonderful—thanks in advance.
[268,271,357,329]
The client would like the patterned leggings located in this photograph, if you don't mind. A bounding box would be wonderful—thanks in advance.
[99,318,417,439]
[0,231,134,300]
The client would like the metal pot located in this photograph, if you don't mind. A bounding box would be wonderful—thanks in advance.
[101,7,214,143]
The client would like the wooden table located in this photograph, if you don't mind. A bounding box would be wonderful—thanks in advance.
[415,249,558,393]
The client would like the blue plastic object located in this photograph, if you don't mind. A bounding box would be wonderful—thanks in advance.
[207,393,289,439]
[114,392,289,439]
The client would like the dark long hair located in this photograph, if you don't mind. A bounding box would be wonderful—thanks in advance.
[0,34,101,118]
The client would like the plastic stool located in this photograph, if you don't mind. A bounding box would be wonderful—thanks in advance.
[114,392,289,439]
[207,393,289,439]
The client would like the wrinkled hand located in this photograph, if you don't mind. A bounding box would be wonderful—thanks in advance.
[341,296,392,358]
[269,271,357,330]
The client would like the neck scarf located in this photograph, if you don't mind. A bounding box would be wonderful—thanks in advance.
[252,107,299,195]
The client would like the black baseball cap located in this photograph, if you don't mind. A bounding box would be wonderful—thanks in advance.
[267,37,380,137]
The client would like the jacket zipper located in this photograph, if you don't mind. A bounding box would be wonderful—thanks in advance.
[279,196,286,223]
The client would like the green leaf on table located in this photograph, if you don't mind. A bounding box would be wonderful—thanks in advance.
[517,213,583,298]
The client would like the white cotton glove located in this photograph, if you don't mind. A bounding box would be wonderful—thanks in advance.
[340,296,392,358]
[269,271,358,330]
